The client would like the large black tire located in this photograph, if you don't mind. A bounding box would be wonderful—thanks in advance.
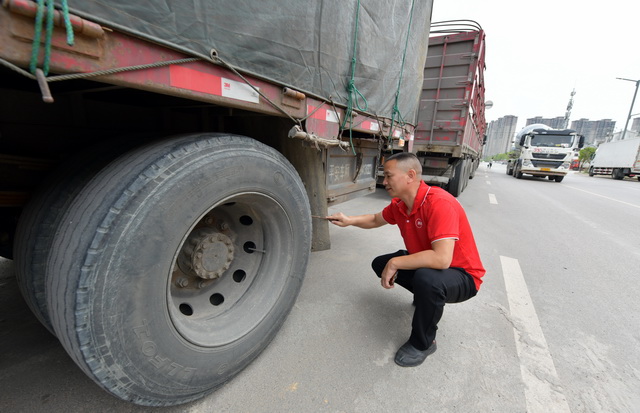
[447,159,467,197]
[14,140,140,334]
[588,166,594,176]
[463,159,471,191]
[469,159,478,179]
[554,176,564,182]
[612,168,624,180]
[515,164,523,179]
[45,134,311,406]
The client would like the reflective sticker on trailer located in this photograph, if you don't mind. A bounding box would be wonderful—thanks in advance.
[326,109,340,123]
[361,121,379,131]
[308,105,340,123]
[169,66,259,104]
[221,77,259,103]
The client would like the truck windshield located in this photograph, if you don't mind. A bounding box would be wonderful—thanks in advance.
[530,135,573,148]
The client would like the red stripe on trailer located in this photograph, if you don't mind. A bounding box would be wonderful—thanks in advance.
[169,65,222,96]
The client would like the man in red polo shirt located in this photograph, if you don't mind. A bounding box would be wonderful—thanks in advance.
[327,152,485,367]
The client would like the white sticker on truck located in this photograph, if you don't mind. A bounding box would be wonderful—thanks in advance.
[221,77,260,103]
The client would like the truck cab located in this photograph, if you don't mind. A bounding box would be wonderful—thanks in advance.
[507,124,585,182]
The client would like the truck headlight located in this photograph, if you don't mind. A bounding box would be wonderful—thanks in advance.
[523,160,532,167]
[560,162,570,169]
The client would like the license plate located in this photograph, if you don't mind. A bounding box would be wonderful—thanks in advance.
[541,168,550,171]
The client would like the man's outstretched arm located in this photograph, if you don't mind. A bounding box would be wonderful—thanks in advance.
[326,212,387,229]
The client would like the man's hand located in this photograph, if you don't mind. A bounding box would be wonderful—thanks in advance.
[326,212,350,227]
[326,212,386,229]
[381,258,398,289]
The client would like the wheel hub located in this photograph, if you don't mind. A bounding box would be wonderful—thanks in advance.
[178,227,234,280]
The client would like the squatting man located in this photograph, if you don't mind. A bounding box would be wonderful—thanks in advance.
[327,153,485,367]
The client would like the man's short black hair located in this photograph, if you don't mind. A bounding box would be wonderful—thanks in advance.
[385,152,422,175]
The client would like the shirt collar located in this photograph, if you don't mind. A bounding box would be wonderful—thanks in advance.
[397,181,430,217]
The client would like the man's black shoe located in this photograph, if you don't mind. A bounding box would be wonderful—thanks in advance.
[394,340,437,367]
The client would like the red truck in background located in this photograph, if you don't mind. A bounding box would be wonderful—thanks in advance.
[382,21,488,197]
[0,0,433,406]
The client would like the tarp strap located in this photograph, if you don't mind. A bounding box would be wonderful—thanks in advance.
[340,0,368,155]
[387,0,416,143]
[29,0,75,76]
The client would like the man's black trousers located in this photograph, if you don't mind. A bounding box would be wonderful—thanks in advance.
[371,250,477,351]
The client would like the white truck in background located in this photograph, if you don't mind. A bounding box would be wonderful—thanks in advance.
[507,124,585,182]
[588,137,640,180]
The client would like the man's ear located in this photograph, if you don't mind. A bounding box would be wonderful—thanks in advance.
[406,168,417,181]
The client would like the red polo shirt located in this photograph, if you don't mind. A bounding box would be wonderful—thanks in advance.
[382,182,485,290]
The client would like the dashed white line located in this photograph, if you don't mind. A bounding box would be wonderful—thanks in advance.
[486,181,492,185]
[489,193,498,204]
[500,256,571,413]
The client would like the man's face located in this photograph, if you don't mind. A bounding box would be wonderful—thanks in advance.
[382,160,409,197]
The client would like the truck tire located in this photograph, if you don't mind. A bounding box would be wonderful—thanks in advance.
[506,163,513,175]
[464,159,472,190]
[554,176,564,182]
[515,165,523,179]
[469,159,477,179]
[46,134,311,406]
[447,159,467,197]
[612,168,624,180]
[588,167,594,176]
[14,140,141,334]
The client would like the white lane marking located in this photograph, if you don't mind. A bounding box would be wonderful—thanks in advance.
[500,256,571,413]
[564,185,640,209]
[489,193,498,204]
[486,181,492,185]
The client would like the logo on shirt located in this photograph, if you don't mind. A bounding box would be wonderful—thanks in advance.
[415,218,424,228]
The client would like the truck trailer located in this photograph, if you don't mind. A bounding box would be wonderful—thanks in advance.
[0,0,433,406]
[507,124,585,182]
[391,20,488,197]
[588,137,640,180]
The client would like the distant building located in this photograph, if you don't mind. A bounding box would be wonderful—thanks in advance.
[485,115,518,158]
[608,129,640,141]
[632,117,640,133]
[526,116,566,129]
[571,118,616,145]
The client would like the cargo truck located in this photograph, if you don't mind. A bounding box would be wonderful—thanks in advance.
[588,137,640,180]
[380,21,488,197]
[507,124,585,182]
[0,0,433,406]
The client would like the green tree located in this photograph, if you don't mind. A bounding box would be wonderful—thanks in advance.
[488,151,517,161]
[578,147,596,170]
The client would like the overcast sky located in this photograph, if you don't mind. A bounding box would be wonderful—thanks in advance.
[431,0,640,132]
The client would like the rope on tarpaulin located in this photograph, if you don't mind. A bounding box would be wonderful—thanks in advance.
[340,0,368,155]
[340,0,417,151]
[29,0,75,76]
[387,0,417,144]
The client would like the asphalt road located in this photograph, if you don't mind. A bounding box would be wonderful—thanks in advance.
[1,164,639,412]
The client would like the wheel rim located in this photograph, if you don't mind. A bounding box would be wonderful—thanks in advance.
[167,192,294,347]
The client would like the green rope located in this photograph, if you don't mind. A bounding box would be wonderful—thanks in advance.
[387,0,416,143]
[29,0,75,76]
[29,0,45,74]
[43,0,55,75]
[340,0,368,155]
[61,0,75,46]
